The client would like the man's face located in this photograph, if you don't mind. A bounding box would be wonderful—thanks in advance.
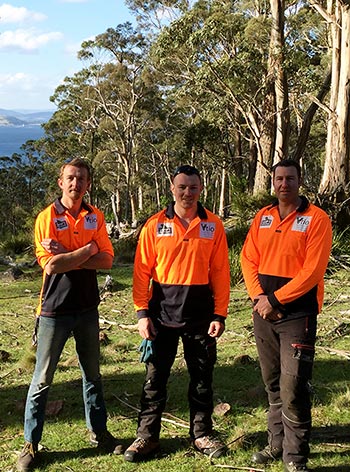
[58,165,90,202]
[171,173,203,211]
[273,165,301,203]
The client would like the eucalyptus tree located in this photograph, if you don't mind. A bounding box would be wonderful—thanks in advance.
[77,23,164,226]
[145,0,330,199]
[316,0,350,205]
[0,151,46,237]
[43,68,107,206]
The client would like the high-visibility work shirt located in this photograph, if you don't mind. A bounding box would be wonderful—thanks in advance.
[35,199,114,316]
[133,202,230,327]
[241,196,332,318]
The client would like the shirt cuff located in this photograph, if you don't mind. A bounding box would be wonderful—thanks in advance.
[136,309,149,320]
[212,314,226,324]
[268,293,283,310]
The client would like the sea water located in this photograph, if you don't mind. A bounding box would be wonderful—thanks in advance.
[0,126,45,157]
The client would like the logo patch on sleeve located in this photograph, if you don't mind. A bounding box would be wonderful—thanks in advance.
[260,215,273,228]
[292,215,312,232]
[200,222,216,239]
[157,223,173,236]
[84,214,98,230]
[54,217,68,231]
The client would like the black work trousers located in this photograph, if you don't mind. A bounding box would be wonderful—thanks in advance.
[137,322,217,441]
[253,312,317,464]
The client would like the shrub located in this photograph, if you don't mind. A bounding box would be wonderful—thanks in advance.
[0,233,34,256]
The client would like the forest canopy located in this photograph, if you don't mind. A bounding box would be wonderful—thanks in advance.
[2,0,350,238]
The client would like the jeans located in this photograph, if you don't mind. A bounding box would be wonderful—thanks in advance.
[24,309,107,444]
[253,312,317,464]
[137,322,217,441]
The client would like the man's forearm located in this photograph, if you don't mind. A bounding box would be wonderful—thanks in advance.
[79,252,113,270]
[44,242,98,274]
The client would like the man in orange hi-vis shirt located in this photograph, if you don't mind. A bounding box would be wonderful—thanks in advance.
[124,165,230,462]
[241,159,332,472]
[18,158,122,472]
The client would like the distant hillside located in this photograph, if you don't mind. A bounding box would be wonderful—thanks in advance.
[0,108,54,126]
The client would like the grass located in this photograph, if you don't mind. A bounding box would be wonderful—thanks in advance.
[1,263,350,471]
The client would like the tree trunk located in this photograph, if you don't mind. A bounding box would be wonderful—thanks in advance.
[319,0,350,199]
[270,0,290,164]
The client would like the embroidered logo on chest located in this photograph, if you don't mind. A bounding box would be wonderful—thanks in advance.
[54,218,68,231]
[292,215,312,232]
[157,223,173,236]
[84,214,98,230]
[260,215,274,228]
[200,222,216,239]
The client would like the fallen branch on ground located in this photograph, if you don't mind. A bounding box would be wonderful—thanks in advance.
[113,394,189,428]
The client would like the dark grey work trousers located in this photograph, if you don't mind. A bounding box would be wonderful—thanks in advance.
[253,312,317,465]
[137,322,217,441]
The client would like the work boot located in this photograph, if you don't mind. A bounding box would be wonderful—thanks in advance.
[17,442,38,472]
[252,444,283,464]
[193,435,226,458]
[284,462,310,472]
[90,430,123,454]
[124,437,160,462]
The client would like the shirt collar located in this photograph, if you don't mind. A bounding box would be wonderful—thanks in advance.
[165,201,208,220]
[269,195,309,213]
[53,198,93,215]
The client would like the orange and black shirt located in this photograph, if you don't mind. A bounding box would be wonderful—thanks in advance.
[241,196,332,319]
[133,202,230,327]
[35,199,114,317]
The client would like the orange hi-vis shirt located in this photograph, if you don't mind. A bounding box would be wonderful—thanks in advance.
[133,202,230,327]
[241,196,332,317]
[35,198,114,316]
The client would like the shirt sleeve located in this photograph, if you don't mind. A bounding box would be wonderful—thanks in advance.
[270,211,332,307]
[240,210,265,300]
[208,219,231,317]
[132,219,157,314]
[93,209,114,257]
[34,208,55,270]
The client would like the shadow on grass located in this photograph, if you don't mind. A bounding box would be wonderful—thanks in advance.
[34,437,192,469]
[2,358,350,452]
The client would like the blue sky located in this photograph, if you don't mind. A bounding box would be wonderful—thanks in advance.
[0,1,135,111]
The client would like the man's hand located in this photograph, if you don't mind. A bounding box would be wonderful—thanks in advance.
[208,321,225,338]
[254,295,283,321]
[138,318,157,340]
[41,238,67,255]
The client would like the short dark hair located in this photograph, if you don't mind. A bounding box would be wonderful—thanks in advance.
[60,157,91,180]
[172,164,201,182]
[272,159,301,179]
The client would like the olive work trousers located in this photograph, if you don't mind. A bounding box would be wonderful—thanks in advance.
[253,312,317,465]
[136,322,217,441]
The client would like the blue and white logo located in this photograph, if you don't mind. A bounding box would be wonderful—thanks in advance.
[200,222,216,239]
[84,214,98,230]
[54,218,68,231]
[292,216,312,232]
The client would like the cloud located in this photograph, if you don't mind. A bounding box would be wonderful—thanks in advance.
[0,3,46,23]
[0,72,58,109]
[0,28,63,52]
[0,71,29,86]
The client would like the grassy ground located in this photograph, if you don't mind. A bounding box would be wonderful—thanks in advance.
[0,263,350,471]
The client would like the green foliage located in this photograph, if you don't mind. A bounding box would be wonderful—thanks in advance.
[327,227,350,274]
[113,237,138,264]
[0,233,34,257]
